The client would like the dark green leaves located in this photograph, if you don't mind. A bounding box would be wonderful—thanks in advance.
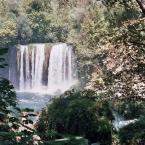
[0,48,8,55]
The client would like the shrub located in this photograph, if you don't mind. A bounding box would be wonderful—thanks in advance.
[115,100,145,120]
[36,90,112,144]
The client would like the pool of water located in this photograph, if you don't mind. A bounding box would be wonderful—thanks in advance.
[16,92,52,112]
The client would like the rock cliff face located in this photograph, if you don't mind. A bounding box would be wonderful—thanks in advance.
[0,49,9,79]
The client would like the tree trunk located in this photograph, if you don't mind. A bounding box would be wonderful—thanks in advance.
[136,0,145,15]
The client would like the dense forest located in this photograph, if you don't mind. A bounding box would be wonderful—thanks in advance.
[1,0,145,145]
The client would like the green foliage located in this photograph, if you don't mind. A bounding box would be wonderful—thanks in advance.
[0,79,16,115]
[110,99,145,144]
[22,0,52,13]
[118,117,145,145]
[0,18,17,47]
[26,0,45,13]
[0,57,35,144]
[28,12,52,42]
[36,90,112,144]
[0,0,69,47]
[115,100,145,120]
[67,7,110,60]
[0,79,35,144]
[17,14,32,44]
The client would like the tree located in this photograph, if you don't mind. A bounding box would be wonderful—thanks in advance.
[0,19,17,47]
[136,0,145,15]
[36,90,112,144]
[17,14,32,44]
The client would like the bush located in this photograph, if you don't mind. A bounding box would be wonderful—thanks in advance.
[0,79,35,144]
[36,90,112,144]
[17,14,33,44]
[115,100,145,120]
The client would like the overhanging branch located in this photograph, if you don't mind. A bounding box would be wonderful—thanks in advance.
[136,0,145,15]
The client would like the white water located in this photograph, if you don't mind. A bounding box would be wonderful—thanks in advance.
[25,46,31,89]
[15,43,78,94]
[48,43,77,94]
[19,46,26,90]
[112,110,138,131]
[19,44,45,91]
[31,44,45,89]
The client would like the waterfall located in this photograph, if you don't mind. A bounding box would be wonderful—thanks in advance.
[19,44,45,91]
[48,43,77,93]
[31,44,45,89]
[25,46,31,89]
[112,110,138,131]
[19,46,26,90]
[11,43,78,94]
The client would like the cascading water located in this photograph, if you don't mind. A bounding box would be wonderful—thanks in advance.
[112,110,138,131]
[31,44,45,89]
[25,46,31,89]
[19,45,26,90]
[18,44,45,91]
[10,43,78,94]
[48,43,77,93]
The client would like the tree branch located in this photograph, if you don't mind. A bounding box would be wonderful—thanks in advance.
[136,0,145,15]
[18,122,35,132]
